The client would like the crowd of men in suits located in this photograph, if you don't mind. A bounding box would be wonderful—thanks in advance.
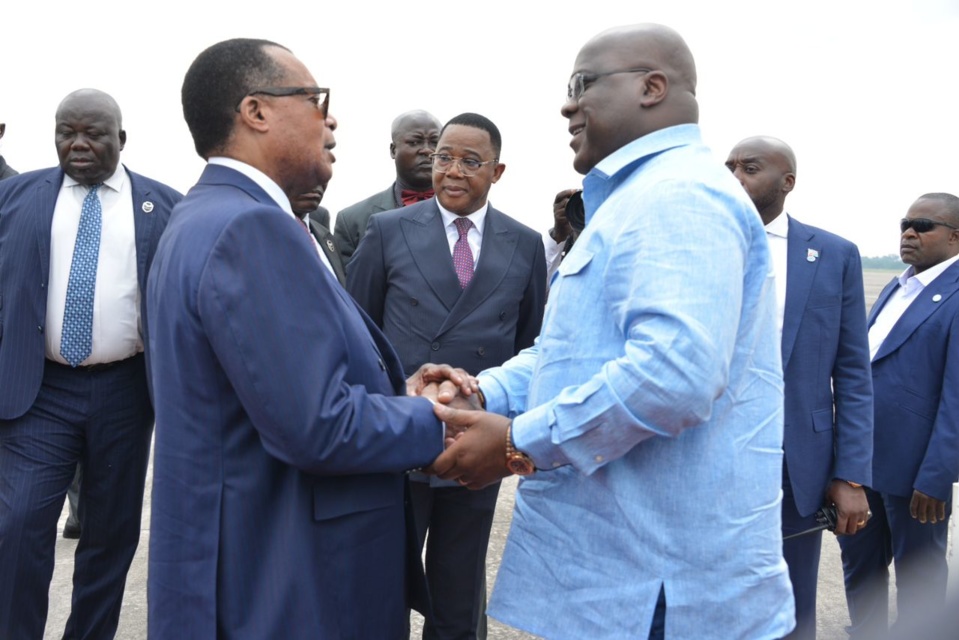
[0,22,957,640]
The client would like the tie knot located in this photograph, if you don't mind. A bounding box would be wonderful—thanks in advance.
[454,217,473,238]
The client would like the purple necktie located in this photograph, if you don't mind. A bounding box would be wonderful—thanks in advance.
[452,217,474,289]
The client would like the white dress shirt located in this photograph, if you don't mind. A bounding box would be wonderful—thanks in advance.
[208,157,336,278]
[868,254,959,360]
[764,211,789,340]
[46,166,140,365]
[437,200,487,265]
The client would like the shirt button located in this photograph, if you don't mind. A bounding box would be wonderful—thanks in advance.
[594,454,604,463]
[431,342,440,351]
[552,461,561,468]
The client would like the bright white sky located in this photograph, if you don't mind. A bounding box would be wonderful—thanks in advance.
[3,0,957,256]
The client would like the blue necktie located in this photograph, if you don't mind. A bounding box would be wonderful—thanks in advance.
[60,184,102,367]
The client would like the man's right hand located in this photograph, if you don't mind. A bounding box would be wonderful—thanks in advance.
[407,363,482,409]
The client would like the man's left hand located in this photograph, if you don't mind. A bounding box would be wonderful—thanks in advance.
[910,489,947,524]
[826,480,870,535]
[426,404,512,489]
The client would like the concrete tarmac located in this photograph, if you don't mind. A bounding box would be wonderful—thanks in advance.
[45,466,898,639]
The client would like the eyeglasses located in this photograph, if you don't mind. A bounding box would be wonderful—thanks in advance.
[235,86,330,117]
[429,153,497,177]
[900,217,959,234]
[567,68,653,101]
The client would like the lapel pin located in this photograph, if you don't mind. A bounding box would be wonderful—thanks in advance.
[932,294,942,302]
[141,201,154,213]
[326,239,335,253]
[806,248,819,263]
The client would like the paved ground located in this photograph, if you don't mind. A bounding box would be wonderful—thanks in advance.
[44,269,953,638]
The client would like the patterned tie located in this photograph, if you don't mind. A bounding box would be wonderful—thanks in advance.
[60,184,103,367]
[452,217,474,289]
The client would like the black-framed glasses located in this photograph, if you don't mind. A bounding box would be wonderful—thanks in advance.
[235,86,330,117]
[429,153,497,177]
[567,68,653,101]
[900,217,959,234]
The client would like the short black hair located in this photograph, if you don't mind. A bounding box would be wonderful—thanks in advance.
[917,192,959,226]
[441,112,502,158]
[182,38,288,158]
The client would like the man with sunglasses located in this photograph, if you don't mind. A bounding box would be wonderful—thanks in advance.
[838,193,959,638]
[348,112,545,640]
[725,136,873,640]
[335,109,442,264]
[416,24,794,639]
[146,39,448,638]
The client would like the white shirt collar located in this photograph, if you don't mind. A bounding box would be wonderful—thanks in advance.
[897,253,959,288]
[62,164,126,193]
[208,157,294,218]
[436,199,488,235]
[764,211,789,238]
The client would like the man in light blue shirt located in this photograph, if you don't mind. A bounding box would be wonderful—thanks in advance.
[423,23,795,639]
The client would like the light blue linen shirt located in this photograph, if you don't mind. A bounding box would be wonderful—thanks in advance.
[479,124,795,639]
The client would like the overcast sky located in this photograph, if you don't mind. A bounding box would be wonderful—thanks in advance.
[3,0,957,256]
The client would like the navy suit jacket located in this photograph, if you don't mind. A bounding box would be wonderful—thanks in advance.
[869,259,959,501]
[346,198,546,379]
[780,217,874,516]
[333,184,398,263]
[146,164,443,639]
[0,166,180,419]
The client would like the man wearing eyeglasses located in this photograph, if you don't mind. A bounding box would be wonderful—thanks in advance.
[146,39,448,639]
[348,112,546,640]
[725,136,873,640]
[838,193,959,638]
[334,109,442,264]
[0,89,181,639]
[414,24,794,639]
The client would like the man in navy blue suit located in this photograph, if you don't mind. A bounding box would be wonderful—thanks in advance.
[146,39,447,639]
[0,89,181,639]
[348,113,546,639]
[839,193,959,638]
[727,137,873,639]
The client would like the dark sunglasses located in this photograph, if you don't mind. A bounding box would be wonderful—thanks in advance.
[900,217,959,234]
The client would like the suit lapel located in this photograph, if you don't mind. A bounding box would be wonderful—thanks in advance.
[401,201,462,312]
[780,217,818,369]
[34,169,62,287]
[873,262,959,362]
[868,277,900,327]
[128,168,158,294]
[309,220,347,285]
[437,207,518,337]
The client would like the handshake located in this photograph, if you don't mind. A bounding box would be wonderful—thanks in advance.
[405,364,522,490]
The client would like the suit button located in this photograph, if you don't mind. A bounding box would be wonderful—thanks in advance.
[411,298,419,306]
[378,358,386,371]
[431,342,440,351]
[477,347,486,356]
[38,325,43,333]
[499,311,506,320]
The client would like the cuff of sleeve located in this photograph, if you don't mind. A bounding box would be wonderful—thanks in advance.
[477,373,509,416]
[511,403,571,471]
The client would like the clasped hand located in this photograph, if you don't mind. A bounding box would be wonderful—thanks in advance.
[406,363,514,489]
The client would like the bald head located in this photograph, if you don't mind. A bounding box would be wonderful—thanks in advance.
[55,88,126,185]
[725,136,797,224]
[390,109,441,189]
[561,23,699,174]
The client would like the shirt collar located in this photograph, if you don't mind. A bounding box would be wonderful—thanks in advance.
[897,253,959,288]
[62,164,126,193]
[764,212,790,238]
[436,199,488,235]
[208,157,294,218]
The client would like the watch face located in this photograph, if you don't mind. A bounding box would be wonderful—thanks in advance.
[507,455,535,476]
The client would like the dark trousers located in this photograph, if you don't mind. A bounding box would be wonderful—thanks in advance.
[0,356,153,640]
[781,470,824,640]
[838,487,950,640]
[410,481,500,640]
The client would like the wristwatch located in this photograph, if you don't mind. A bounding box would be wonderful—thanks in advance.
[505,423,535,476]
